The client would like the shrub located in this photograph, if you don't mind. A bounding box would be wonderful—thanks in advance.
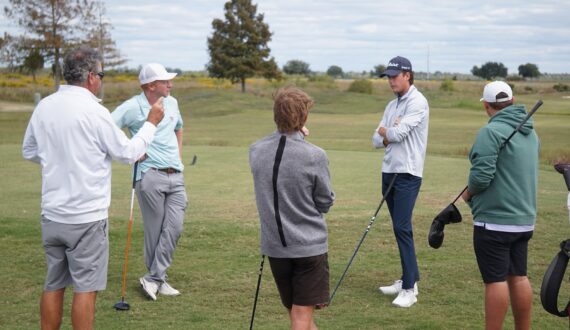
[347,79,373,94]
[553,83,569,92]
[439,79,455,92]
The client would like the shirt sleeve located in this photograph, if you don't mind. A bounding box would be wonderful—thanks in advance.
[372,116,386,149]
[312,151,335,213]
[22,113,41,163]
[467,126,502,195]
[96,109,156,164]
[385,99,428,143]
[172,98,183,131]
[111,101,132,129]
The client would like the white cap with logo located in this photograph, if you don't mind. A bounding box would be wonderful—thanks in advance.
[139,63,177,85]
[480,81,513,103]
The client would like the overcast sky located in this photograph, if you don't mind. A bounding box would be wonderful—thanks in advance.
[1,0,569,74]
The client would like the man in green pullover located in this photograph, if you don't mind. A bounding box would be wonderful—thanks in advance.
[461,81,539,330]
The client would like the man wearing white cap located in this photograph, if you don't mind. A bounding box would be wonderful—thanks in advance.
[461,81,539,329]
[112,63,187,300]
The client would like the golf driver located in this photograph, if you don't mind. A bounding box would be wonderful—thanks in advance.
[249,255,265,330]
[429,99,543,249]
[114,161,139,311]
[328,173,398,305]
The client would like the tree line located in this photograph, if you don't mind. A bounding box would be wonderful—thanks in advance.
[1,0,545,93]
[1,0,125,89]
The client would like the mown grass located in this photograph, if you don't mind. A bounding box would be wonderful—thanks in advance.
[0,76,569,329]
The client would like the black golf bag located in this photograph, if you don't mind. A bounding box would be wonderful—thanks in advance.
[540,164,570,319]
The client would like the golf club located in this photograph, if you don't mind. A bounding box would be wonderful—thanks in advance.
[190,154,197,166]
[328,173,398,305]
[249,255,265,330]
[114,161,139,311]
[429,99,543,249]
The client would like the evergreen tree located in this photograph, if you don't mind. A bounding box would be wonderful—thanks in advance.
[207,0,280,93]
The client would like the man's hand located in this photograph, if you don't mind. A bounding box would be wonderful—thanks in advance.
[147,96,165,126]
[461,189,473,203]
[138,153,147,162]
[301,126,310,136]
[378,127,387,137]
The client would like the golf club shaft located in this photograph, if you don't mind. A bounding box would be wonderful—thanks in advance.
[119,161,138,300]
[328,173,398,305]
[452,100,543,205]
[249,255,265,330]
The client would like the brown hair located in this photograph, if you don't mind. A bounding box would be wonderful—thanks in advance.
[487,91,513,110]
[273,87,314,133]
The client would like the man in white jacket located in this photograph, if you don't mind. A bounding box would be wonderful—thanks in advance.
[372,56,429,308]
[22,46,164,329]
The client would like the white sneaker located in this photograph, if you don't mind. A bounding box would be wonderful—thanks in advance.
[158,282,180,296]
[139,277,158,301]
[378,280,418,296]
[392,289,418,308]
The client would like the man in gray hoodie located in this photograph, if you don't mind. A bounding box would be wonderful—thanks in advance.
[250,87,335,329]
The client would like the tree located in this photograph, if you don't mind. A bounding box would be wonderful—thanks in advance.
[207,0,280,93]
[22,48,44,82]
[518,63,540,79]
[283,60,311,76]
[373,64,386,78]
[85,1,127,70]
[326,65,343,78]
[471,62,508,80]
[4,0,99,89]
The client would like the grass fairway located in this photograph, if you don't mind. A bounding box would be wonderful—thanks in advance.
[0,78,569,329]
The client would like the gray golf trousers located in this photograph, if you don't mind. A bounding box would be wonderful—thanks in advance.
[136,168,187,283]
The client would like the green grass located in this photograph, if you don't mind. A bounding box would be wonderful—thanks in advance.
[0,78,569,329]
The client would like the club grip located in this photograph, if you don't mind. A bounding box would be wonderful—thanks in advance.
[132,161,139,189]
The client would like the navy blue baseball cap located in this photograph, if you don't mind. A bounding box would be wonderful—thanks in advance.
[380,56,412,77]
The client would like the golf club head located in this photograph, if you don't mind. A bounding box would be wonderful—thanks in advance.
[190,154,197,166]
[434,203,462,225]
[554,163,570,191]
[428,219,445,249]
[113,300,130,311]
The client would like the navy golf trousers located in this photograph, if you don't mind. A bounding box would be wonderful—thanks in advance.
[382,172,422,290]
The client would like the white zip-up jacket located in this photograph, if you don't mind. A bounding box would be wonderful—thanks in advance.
[372,85,429,177]
[22,85,156,224]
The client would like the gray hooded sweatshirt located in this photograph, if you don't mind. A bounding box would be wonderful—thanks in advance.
[249,131,335,258]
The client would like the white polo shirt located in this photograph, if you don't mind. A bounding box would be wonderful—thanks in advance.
[22,85,156,224]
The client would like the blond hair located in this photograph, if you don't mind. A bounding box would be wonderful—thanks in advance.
[273,87,314,133]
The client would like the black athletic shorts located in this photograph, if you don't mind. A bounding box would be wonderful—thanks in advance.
[473,226,533,283]
[268,253,329,309]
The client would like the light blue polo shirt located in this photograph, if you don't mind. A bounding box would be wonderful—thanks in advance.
[112,93,184,180]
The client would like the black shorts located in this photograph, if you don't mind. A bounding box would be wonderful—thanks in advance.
[473,226,533,283]
[268,253,329,309]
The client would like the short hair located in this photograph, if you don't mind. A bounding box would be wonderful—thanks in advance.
[407,71,414,85]
[63,46,101,85]
[273,87,314,133]
[487,92,513,110]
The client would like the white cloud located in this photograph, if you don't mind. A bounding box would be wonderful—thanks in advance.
[1,0,568,73]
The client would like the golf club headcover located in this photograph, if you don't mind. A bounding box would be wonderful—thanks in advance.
[554,163,570,191]
[434,203,463,225]
[540,239,570,317]
[428,219,445,249]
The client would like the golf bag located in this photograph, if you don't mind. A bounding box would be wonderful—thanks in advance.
[540,163,570,318]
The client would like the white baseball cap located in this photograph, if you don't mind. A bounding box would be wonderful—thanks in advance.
[139,63,177,85]
[480,81,513,103]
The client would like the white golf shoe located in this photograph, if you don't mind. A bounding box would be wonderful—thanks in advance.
[159,282,181,296]
[139,277,159,301]
[392,289,418,308]
[378,280,418,296]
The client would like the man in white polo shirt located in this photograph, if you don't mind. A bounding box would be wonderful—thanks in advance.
[22,46,164,329]
[372,56,429,308]
[112,63,187,300]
